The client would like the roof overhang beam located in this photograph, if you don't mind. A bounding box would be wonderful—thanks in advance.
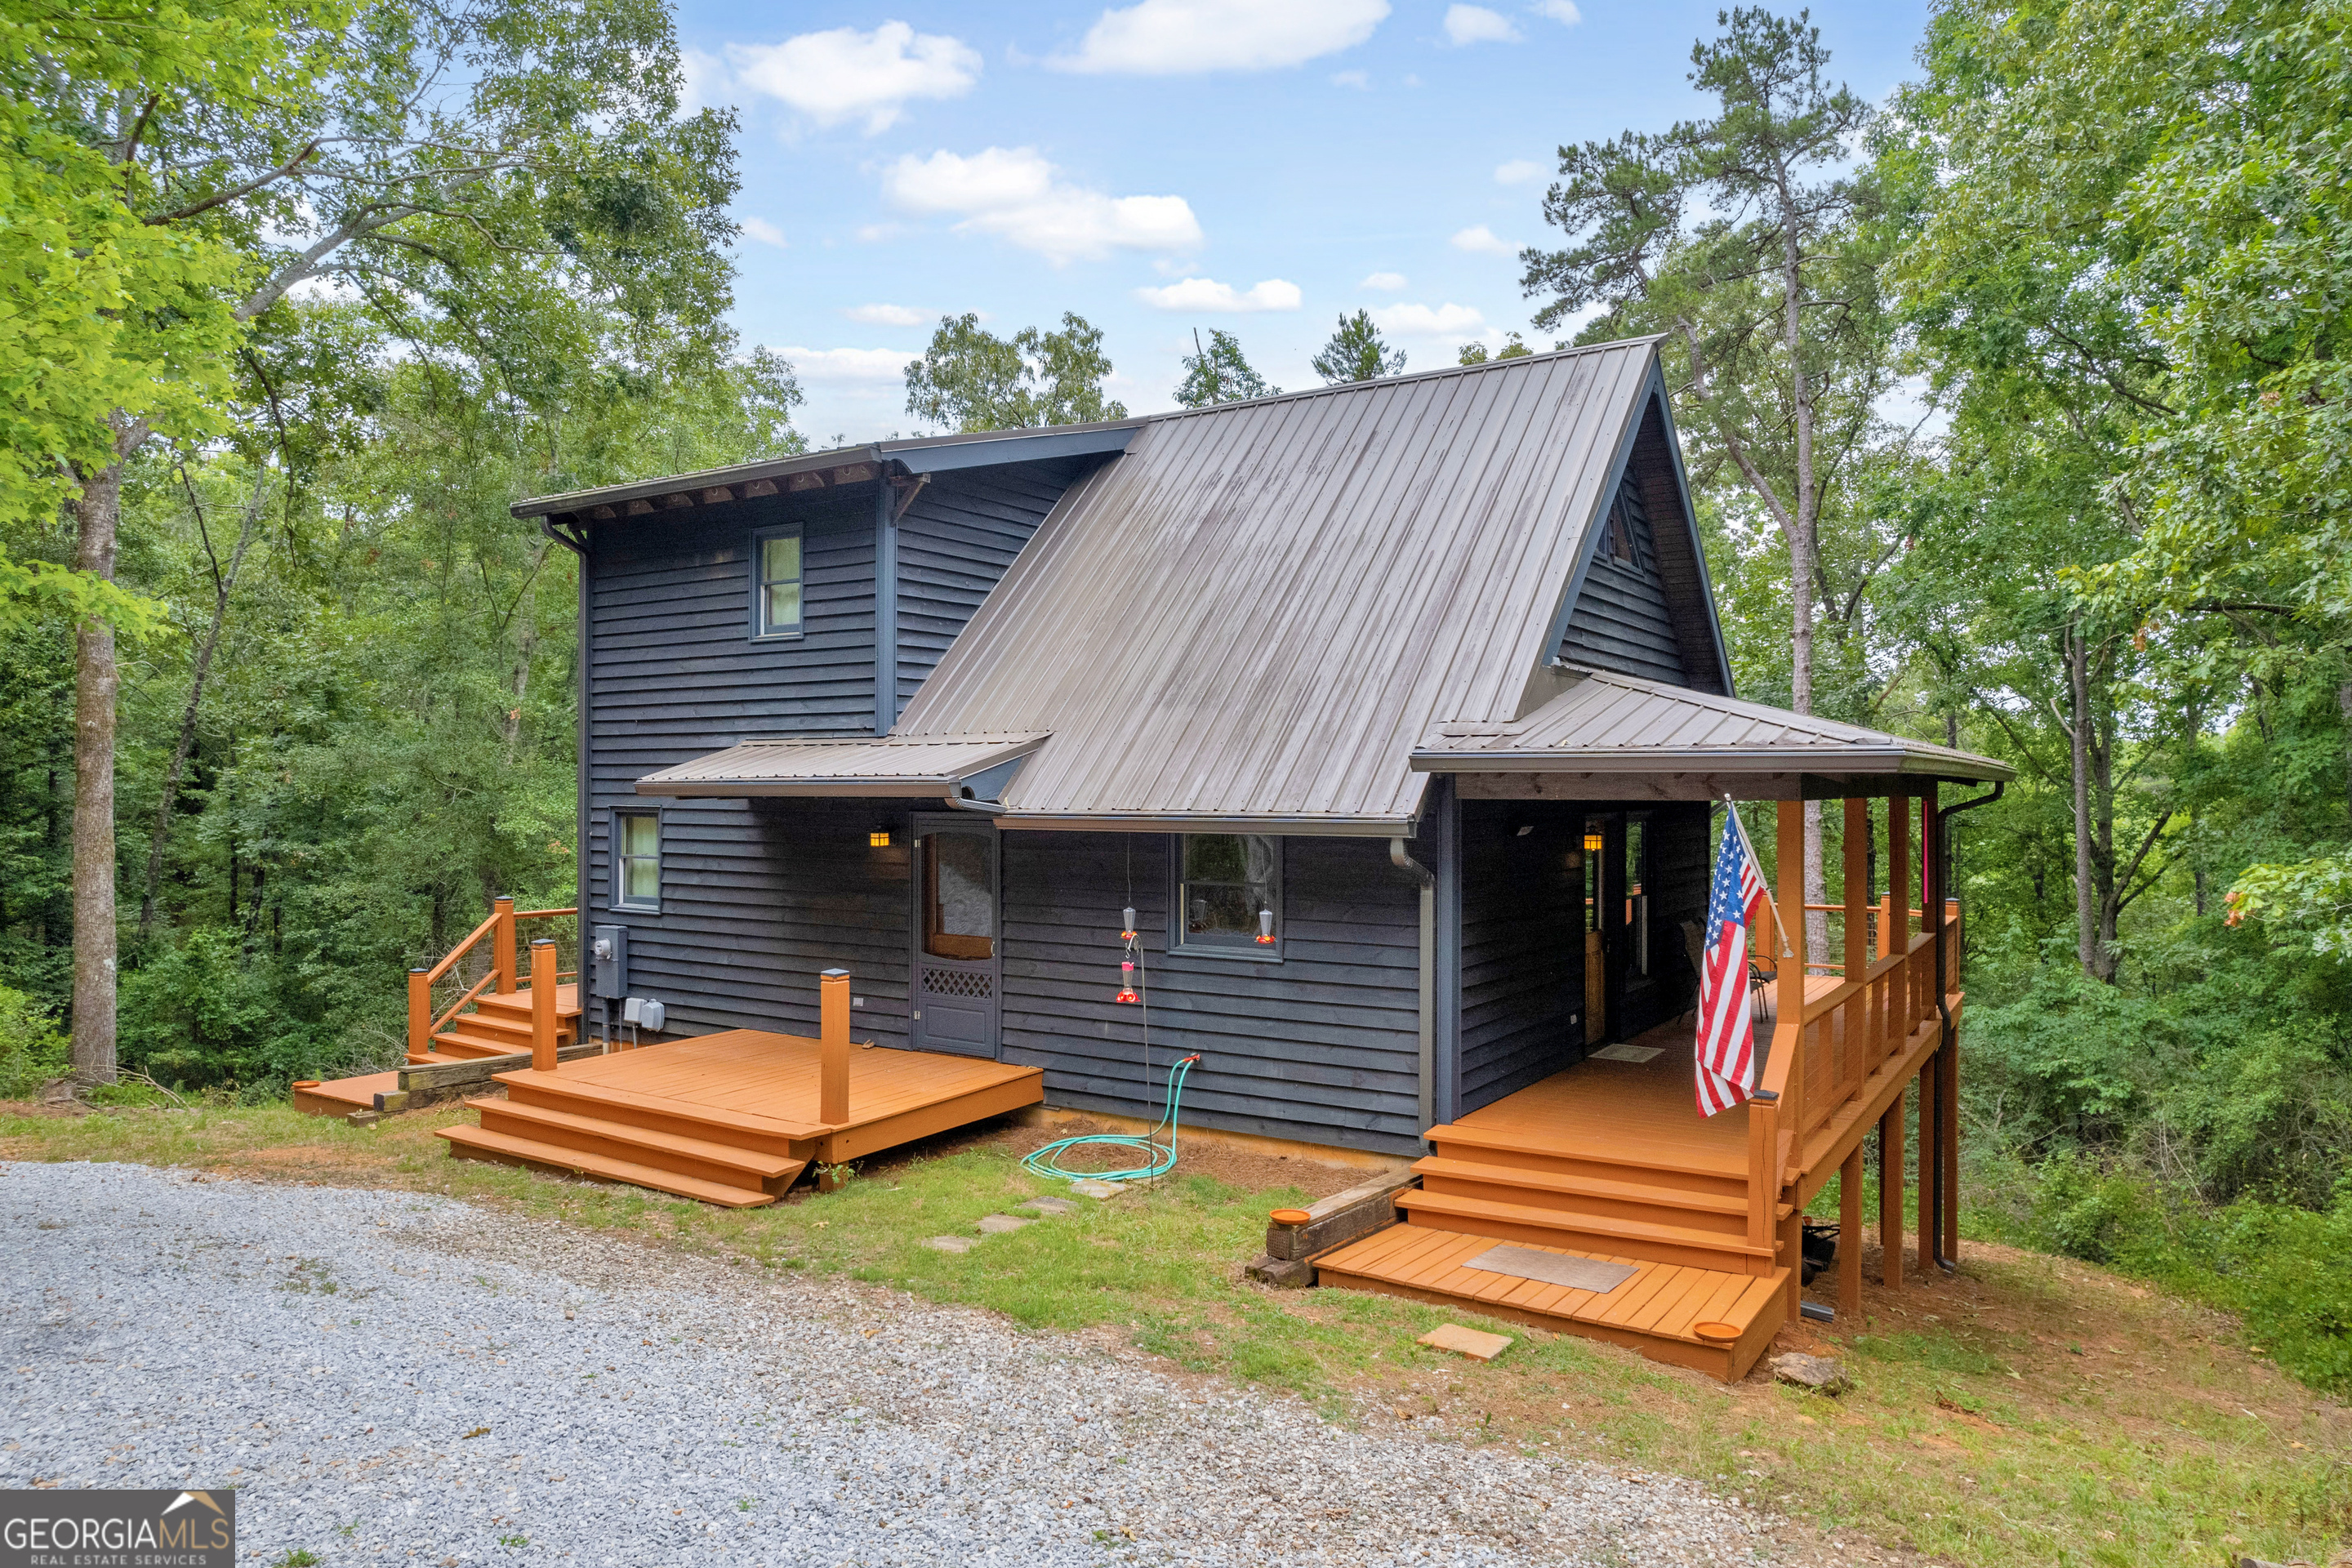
[1448,771,1981,803]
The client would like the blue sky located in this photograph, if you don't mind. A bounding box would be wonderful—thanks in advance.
[671,0,1933,444]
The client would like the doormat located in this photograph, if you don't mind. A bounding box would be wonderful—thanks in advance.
[1589,1042,1663,1063]
[1463,1245,1640,1294]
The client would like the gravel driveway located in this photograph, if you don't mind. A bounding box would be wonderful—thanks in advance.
[2,1160,1784,1566]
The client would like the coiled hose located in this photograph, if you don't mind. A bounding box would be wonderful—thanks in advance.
[1020,1054,1200,1184]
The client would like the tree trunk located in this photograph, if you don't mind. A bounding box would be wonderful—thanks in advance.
[138,472,265,941]
[2340,676,2352,832]
[68,420,147,1086]
[2068,626,2099,979]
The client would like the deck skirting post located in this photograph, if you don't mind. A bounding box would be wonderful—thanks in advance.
[493,896,516,995]
[407,967,430,1061]
[821,967,851,1126]
[528,939,556,1071]
[1916,1053,1938,1277]
[1838,1143,1864,1320]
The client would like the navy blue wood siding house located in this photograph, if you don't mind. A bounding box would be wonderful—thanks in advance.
[515,340,1995,1162]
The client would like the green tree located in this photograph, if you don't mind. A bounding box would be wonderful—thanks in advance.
[1174,329,1278,407]
[1310,310,1405,383]
[17,0,741,1085]
[904,312,1127,432]
[1458,332,1532,365]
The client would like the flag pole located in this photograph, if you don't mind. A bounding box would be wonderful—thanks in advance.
[1724,795,1795,959]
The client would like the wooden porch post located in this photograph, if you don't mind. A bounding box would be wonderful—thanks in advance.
[1886,790,1911,1037]
[1775,799,1806,1315]
[1842,796,1869,1091]
[492,896,517,995]
[407,967,430,1060]
[1878,1089,1903,1290]
[529,938,556,1071]
[1838,1143,1864,1319]
[820,967,851,1125]
[1930,788,1960,1266]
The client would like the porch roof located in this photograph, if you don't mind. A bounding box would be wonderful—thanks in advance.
[634,733,1049,799]
[1411,665,2011,800]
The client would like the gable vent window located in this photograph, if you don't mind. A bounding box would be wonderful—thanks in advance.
[751,524,804,639]
[1176,834,1281,958]
[616,811,662,911]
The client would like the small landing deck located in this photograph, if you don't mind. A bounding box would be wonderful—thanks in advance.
[1312,1225,1788,1379]
[438,1030,1043,1206]
[292,1072,399,1117]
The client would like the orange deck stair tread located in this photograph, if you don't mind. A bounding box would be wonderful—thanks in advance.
[477,1100,807,1182]
[1396,1188,1777,1261]
[439,1124,776,1208]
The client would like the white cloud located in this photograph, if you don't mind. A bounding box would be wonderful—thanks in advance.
[728,22,980,134]
[1134,276,1302,312]
[1360,270,1408,291]
[1443,4,1520,44]
[882,146,1203,264]
[1054,0,1389,74]
[1374,301,1486,337]
[1450,223,1516,256]
[739,216,788,247]
[1494,158,1544,185]
[779,346,913,385]
[843,303,927,327]
[1330,69,1370,89]
[1533,0,1583,21]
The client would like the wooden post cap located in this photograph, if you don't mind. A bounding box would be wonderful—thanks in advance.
[821,968,849,978]
[531,936,555,947]
[1268,1209,1312,1226]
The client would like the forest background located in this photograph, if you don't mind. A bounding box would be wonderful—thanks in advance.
[3,0,2348,1386]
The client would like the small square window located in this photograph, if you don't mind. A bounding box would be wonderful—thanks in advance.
[616,811,661,910]
[1176,834,1281,956]
[752,526,804,639]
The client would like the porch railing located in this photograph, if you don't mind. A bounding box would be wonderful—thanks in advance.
[406,897,579,1058]
[1744,795,1961,1256]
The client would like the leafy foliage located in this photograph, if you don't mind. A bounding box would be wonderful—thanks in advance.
[903,312,1126,432]
[1174,329,1277,407]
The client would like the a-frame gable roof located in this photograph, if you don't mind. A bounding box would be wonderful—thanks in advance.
[890,338,1703,831]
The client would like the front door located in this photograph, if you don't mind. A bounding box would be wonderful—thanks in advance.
[909,817,1000,1058]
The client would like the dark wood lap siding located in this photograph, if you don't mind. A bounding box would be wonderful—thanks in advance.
[585,493,880,1036]
[1616,802,1709,1040]
[1000,832,1425,1156]
[894,460,1087,719]
[1557,474,1689,686]
[1459,804,1585,1114]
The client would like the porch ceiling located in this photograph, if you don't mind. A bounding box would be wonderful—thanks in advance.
[1411,665,2011,800]
[634,733,1049,799]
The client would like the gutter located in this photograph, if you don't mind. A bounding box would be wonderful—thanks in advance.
[1390,839,1437,1142]
[1927,779,2003,1272]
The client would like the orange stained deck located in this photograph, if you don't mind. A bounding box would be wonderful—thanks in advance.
[438,1029,1043,1206]
[1312,1225,1788,1379]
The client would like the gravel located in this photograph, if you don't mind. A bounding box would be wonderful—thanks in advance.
[2,1160,1789,1566]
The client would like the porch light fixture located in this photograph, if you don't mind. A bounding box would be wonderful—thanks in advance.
[868,828,892,848]
[1583,830,1605,854]
[1256,908,1276,946]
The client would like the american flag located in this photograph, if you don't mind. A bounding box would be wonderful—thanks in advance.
[1695,811,1768,1116]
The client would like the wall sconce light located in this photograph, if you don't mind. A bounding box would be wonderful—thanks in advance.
[1256,908,1276,946]
[868,828,892,848]
[1583,831,1605,854]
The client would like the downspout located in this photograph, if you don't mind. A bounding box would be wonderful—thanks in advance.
[1391,837,1437,1143]
[541,519,590,940]
[871,447,898,737]
[1928,778,2002,1272]
[942,793,1008,817]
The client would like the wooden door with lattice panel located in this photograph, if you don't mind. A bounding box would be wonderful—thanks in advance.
[909,817,1001,1058]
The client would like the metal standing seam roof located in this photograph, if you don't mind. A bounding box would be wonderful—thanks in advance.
[887,340,1676,831]
[635,734,1049,798]
[1412,666,2013,782]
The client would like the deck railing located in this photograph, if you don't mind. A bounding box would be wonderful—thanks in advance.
[1744,795,1962,1258]
[406,897,579,1058]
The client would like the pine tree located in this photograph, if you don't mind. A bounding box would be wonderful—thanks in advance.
[1310,310,1406,383]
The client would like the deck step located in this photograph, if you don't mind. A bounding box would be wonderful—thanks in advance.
[1396,1188,1775,1270]
[478,1100,806,1187]
[497,1070,826,1149]
[1423,1121,1746,1198]
[431,1029,529,1059]
[1413,1156,1748,1218]
[438,1125,776,1208]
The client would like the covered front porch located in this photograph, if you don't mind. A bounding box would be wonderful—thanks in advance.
[1315,666,2007,1379]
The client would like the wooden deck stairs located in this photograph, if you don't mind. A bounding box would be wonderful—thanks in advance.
[409,983,581,1066]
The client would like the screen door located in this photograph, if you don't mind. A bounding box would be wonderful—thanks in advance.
[909,819,1000,1058]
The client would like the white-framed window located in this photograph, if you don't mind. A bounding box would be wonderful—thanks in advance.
[751,523,804,639]
[615,810,662,911]
[1175,834,1282,958]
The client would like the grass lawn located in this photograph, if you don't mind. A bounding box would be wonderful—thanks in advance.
[5,1095,2349,1567]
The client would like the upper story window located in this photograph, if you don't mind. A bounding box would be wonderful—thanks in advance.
[615,810,662,911]
[1176,834,1281,958]
[751,524,804,639]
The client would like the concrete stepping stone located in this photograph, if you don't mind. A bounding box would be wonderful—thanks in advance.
[1018,1196,1079,1217]
[924,1235,980,1254]
[1067,1178,1129,1200]
[977,1214,1035,1234]
[1419,1323,1514,1362]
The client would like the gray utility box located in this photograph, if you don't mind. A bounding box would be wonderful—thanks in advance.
[590,924,629,1000]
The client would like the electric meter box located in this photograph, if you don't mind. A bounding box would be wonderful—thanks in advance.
[590,924,628,1000]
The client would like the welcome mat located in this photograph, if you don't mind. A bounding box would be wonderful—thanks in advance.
[1463,1245,1640,1294]
[1589,1042,1664,1063]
